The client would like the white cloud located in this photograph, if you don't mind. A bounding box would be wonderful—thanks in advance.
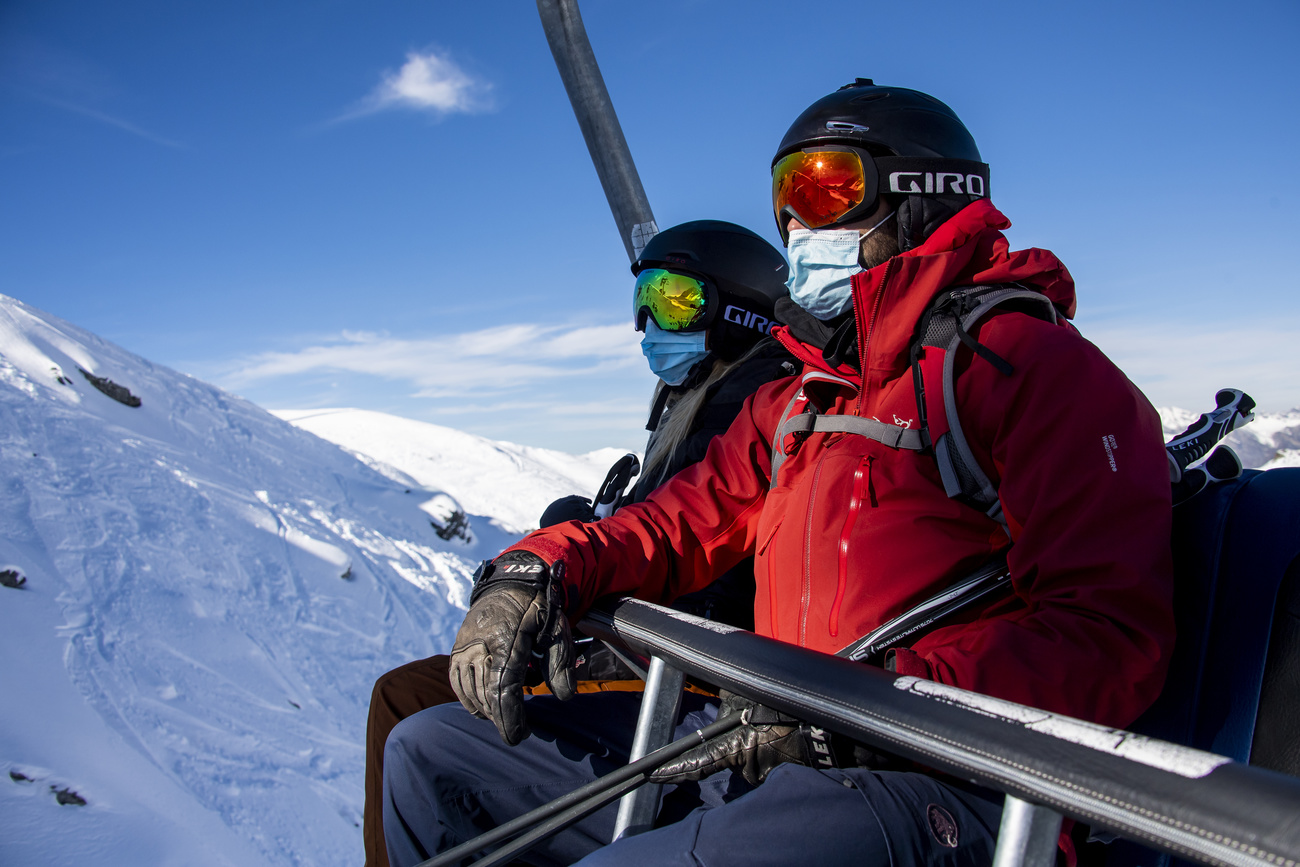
[348,49,493,119]
[208,321,659,452]
[218,322,645,400]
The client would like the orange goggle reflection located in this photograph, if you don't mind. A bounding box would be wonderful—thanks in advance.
[772,150,868,230]
[633,269,710,332]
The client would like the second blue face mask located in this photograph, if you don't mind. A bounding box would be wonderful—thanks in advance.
[640,321,709,386]
[784,211,895,320]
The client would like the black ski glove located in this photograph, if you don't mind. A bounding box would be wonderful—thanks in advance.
[651,690,853,786]
[449,551,577,746]
[539,494,596,527]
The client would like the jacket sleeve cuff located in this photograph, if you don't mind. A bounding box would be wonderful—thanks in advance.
[886,648,933,679]
[502,538,584,614]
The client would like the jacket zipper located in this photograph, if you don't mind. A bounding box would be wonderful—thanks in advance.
[759,519,783,640]
[831,455,874,637]
[799,454,829,646]
[855,258,895,416]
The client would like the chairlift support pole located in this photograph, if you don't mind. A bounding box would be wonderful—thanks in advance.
[611,656,685,839]
[994,797,1065,867]
[537,0,658,263]
[538,0,663,836]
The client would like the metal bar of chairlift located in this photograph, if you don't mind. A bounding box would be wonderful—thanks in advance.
[536,0,658,262]
[583,597,1300,867]
[993,796,1066,867]
[612,655,685,840]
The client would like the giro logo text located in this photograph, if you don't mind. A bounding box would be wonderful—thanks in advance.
[888,172,987,197]
[724,305,775,335]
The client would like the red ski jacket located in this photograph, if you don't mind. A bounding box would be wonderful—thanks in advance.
[511,200,1175,728]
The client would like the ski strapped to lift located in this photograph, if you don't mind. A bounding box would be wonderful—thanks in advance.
[416,712,744,867]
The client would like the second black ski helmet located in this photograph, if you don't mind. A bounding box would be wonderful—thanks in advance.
[772,79,988,250]
[632,220,789,362]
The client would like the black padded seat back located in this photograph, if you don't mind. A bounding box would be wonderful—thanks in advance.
[1131,468,1300,762]
[1100,469,1300,867]
[1250,557,1300,775]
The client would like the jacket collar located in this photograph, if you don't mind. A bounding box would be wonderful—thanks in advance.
[773,199,1076,389]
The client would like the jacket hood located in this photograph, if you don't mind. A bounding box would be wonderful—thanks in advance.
[774,199,1075,386]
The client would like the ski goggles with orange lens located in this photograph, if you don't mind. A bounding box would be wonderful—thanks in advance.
[772,147,877,235]
[633,268,715,333]
[773,147,990,240]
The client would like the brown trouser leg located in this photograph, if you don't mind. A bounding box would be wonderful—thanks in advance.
[363,654,459,867]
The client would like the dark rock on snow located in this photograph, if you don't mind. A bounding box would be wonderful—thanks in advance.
[78,368,142,407]
[52,786,87,806]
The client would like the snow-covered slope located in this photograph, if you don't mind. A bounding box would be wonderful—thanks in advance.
[272,408,626,536]
[0,294,607,867]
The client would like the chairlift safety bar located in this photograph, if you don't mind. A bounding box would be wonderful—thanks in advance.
[579,598,1300,867]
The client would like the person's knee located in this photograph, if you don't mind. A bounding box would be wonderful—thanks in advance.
[381,713,426,797]
[384,702,501,802]
[385,705,453,772]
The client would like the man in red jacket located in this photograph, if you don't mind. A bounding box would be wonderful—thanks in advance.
[382,81,1175,867]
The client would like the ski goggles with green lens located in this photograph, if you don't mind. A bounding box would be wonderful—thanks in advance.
[633,268,716,333]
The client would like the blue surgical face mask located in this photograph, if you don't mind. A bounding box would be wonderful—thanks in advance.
[640,320,709,386]
[785,211,896,320]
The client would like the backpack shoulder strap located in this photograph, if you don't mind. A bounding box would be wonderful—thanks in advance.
[912,284,1059,527]
[768,370,924,488]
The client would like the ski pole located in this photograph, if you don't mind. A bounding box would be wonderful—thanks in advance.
[415,711,743,867]
[1165,388,1255,483]
[593,452,640,518]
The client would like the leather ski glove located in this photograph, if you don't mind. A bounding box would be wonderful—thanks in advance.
[449,551,576,746]
[652,690,852,786]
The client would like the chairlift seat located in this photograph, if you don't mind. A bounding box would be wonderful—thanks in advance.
[1104,468,1300,867]
[1130,468,1300,772]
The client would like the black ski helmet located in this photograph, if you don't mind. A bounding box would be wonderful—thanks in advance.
[772,79,988,250]
[632,220,789,362]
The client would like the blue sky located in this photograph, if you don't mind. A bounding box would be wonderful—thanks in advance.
[2,0,1298,453]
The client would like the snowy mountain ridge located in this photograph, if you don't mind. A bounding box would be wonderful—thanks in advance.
[270,408,628,537]
[0,294,615,866]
